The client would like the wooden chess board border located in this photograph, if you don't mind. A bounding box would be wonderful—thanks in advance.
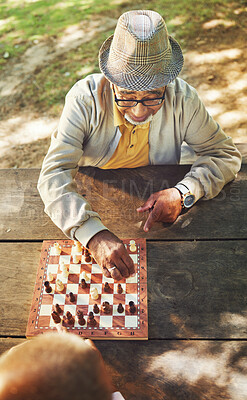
[26,239,148,340]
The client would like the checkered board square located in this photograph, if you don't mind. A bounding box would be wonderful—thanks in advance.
[26,239,148,340]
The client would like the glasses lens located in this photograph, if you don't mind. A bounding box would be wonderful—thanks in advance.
[143,99,163,106]
[117,100,137,107]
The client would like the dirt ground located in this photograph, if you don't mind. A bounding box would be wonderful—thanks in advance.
[0,14,246,169]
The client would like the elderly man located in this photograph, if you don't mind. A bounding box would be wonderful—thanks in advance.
[38,10,241,281]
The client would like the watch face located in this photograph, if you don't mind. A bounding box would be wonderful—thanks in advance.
[184,194,195,208]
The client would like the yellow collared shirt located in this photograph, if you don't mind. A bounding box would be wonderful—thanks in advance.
[101,102,150,169]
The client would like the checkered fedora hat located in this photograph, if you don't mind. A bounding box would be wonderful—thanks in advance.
[99,10,184,91]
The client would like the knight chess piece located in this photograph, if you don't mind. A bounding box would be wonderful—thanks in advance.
[102,301,111,314]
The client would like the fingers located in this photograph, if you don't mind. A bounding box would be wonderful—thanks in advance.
[136,195,156,213]
[121,252,135,276]
[102,266,111,278]
[143,209,157,232]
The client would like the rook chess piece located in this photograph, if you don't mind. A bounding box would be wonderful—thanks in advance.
[93,303,100,314]
[55,304,63,314]
[129,301,136,314]
[117,303,124,313]
[88,311,97,326]
[51,311,61,324]
[117,283,123,294]
[102,301,111,314]
[69,292,76,302]
[104,282,111,293]
[44,281,52,293]
[81,278,87,289]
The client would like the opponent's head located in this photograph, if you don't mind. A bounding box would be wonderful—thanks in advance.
[0,333,112,400]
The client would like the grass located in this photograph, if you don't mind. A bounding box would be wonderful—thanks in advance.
[0,0,245,116]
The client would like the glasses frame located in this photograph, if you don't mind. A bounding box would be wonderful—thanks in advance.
[113,87,166,108]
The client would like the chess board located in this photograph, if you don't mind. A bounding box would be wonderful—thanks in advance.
[26,239,148,339]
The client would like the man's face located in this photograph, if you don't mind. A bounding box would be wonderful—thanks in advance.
[113,84,166,124]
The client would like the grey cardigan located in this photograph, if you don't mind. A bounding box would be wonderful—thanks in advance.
[38,74,241,246]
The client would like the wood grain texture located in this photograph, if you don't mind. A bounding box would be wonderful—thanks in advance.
[0,165,247,240]
[0,338,246,400]
[1,241,246,339]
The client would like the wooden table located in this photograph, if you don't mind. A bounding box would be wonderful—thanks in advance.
[1,165,247,399]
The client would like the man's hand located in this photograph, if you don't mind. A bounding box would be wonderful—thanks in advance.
[87,230,135,281]
[137,188,182,232]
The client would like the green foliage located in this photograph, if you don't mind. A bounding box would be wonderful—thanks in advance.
[0,0,243,115]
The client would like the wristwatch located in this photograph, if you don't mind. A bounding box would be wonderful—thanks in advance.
[174,183,195,209]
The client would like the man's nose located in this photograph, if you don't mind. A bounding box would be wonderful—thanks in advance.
[131,102,148,117]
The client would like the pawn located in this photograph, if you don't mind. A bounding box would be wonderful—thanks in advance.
[90,287,99,300]
[56,279,64,292]
[93,303,100,314]
[53,242,61,255]
[81,271,90,282]
[72,255,81,264]
[104,282,111,293]
[69,292,76,302]
[84,249,91,263]
[55,304,63,314]
[102,301,111,314]
[117,303,124,313]
[44,281,52,293]
[48,272,54,282]
[129,240,136,252]
[88,311,97,327]
[81,278,87,289]
[60,261,69,278]
[129,301,136,314]
[51,311,61,324]
[77,310,86,326]
[66,311,74,325]
[117,283,123,294]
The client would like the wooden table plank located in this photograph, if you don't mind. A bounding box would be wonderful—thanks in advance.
[0,338,246,400]
[1,241,246,339]
[0,166,247,240]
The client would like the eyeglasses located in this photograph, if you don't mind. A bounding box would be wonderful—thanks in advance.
[114,87,166,108]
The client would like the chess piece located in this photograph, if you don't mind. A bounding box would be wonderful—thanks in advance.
[69,292,76,302]
[93,303,100,314]
[77,310,86,326]
[117,283,123,294]
[90,287,99,300]
[51,311,61,324]
[53,242,62,255]
[81,278,87,289]
[129,240,136,252]
[81,271,89,282]
[117,303,124,313]
[72,255,81,264]
[55,304,63,314]
[44,281,52,293]
[66,311,74,325]
[60,261,69,278]
[84,249,91,263]
[88,311,97,327]
[104,282,111,293]
[56,279,64,292]
[102,301,111,314]
[129,301,136,314]
[73,240,82,253]
[48,272,54,282]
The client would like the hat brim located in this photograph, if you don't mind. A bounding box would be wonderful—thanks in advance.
[99,35,184,91]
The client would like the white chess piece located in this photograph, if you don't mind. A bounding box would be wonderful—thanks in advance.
[129,240,136,252]
[48,272,54,282]
[72,255,81,264]
[60,261,69,278]
[90,287,99,300]
[81,271,90,282]
[56,279,64,292]
[53,242,62,255]
[72,240,82,254]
